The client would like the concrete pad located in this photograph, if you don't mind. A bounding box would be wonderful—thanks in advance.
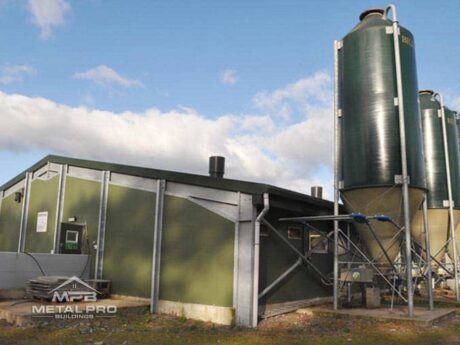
[297,306,456,325]
[0,298,150,327]
[158,300,234,325]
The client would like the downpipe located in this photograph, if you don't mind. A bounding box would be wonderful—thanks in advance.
[385,3,415,317]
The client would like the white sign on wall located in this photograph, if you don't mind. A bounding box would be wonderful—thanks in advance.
[36,211,48,233]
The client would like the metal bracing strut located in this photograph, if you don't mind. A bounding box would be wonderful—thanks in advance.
[337,228,407,302]
[258,258,302,300]
[262,219,331,284]
[281,213,419,303]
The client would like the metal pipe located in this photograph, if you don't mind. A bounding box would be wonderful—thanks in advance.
[422,194,434,310]
[333,39,341,311]
[435,92,460,301]
[385,3,414,317]
[18,172,32,253]
[302,222,362,259]
[258,258,302,300]
[252,193,269,328]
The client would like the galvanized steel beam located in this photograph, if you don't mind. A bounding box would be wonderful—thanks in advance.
[234,193,256,327]
[53,164,67,253]
[422,194,434,310]
[252,193,269,328]
[150,179,166,313]
[333,39,341,311]
[94,170,110,279]
[436,92,460,302]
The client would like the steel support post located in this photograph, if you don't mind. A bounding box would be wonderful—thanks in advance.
[150,179,166,313]
[437,93,460,301]
[422,194,434,310]
[95,171,110,280]
[252,193,269,328]
[53,164,67,253]
[333,39,341,311]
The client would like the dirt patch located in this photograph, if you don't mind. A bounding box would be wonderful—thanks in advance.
[0,308,459,345]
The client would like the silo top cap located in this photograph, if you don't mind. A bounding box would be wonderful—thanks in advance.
[359,8,384,21]
[419,90,435,95]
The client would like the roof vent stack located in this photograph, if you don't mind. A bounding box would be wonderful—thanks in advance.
[209,156,225,178]
[310,186,323,199]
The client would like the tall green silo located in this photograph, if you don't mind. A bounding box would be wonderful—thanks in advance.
[338,8,426,268]
[412,91,460,262]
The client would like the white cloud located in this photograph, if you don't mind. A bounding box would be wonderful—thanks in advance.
[0,71,334,199]
[27,0,70,39]
[0,64,36,85]
[220,69,238,85]
[73,65,143,88]
[443,91,460,111]
[253,71,331,120]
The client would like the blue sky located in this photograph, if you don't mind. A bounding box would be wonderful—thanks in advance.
[0,1,459,198]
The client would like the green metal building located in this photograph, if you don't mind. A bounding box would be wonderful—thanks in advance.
[0,155,335,327]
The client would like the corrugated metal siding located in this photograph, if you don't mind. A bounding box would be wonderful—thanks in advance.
[24,177,59,253]
[0,193,22,252]
[159,195,234,307]
[102,184,156,298]
[259,220,332,305]
[62,176,101,277]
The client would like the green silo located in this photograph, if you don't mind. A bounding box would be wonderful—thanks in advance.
[338,8,426,267]
[412,91,460,262]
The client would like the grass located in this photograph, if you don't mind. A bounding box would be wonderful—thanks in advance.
[0,307,459,345]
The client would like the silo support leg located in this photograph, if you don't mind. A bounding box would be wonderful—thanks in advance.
[422,196,434,310]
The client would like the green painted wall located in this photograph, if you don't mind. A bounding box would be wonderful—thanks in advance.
[103,184,156,298]
[259,218,332,305]
[0,192,22,251]
[159,195,235,307]
[62,176,101,276]
[24,176,59,253]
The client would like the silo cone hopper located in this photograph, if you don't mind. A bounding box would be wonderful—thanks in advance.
[449,212,460,261]
[341,188,425,269]
[412,210,457,262]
